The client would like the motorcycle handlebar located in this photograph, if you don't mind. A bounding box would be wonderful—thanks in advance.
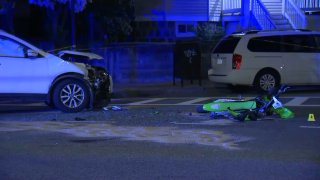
[267,84,290,97]
[280,85,290,92]
[276,85,290,97]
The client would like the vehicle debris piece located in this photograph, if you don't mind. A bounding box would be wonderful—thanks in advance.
[103,105,126,111]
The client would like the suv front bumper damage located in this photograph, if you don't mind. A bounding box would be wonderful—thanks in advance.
[58,50,113,109]
[88,68,113,109]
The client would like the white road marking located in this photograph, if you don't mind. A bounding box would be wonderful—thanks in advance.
[171,119,234,126]
[126,98,166,105]
[284,97,309,106]
[176,97,212,105]
[1,97,318,108]
[112,97,320,107]
[300,126,320,129]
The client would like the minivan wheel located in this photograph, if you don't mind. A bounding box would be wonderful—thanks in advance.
[254,70,280,92]
[53,79,89,112]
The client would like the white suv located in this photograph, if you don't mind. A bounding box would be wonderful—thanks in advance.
[208,30,320,91]
[0,30,113,112]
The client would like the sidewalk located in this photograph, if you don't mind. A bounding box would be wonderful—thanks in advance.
[112,80,320,99]
[112,80,235,98]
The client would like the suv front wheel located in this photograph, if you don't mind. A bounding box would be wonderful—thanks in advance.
[53,79,90,112]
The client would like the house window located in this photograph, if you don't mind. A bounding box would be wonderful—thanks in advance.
[178,24,195,33]
[176,22,196,37]
[178,25,187,33]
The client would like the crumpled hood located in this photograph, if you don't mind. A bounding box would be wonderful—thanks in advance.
[57,50,105,68]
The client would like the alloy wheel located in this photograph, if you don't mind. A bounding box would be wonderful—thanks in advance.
[60,84,85,108]
[259,74,276,91]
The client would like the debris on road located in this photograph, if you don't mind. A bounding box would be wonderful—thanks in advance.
[103,106,127,111]
[150,111,160,115]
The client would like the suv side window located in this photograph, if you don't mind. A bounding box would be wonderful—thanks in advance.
[247,36,282,52]
[213,36,241,53]
[0,36,25,58]
[282,35,318,52]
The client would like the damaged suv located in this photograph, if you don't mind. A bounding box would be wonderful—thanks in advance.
[0,30,113,112]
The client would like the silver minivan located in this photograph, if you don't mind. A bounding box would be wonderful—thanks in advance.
[208,30,320,91]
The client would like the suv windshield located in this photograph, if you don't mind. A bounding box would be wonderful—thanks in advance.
[213,36,241,53]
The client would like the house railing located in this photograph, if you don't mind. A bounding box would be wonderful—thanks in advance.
[291,0,320,9]
[284,0,306,29]
[209,0,222,21]
[222,0,320,11]
[222,0,241,10]
[251,0,276,30]
[221,0,242,14]
[220,0,317,30]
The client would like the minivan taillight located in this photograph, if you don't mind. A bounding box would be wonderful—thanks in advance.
[232,54,242,70]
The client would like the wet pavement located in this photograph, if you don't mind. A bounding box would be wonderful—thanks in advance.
[0,80,319,179]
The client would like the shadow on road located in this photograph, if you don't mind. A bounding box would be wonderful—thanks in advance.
[0,103,54,113]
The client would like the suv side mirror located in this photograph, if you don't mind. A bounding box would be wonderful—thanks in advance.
[27,49,39,58]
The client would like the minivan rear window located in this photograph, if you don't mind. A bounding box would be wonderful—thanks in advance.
[213,36,241,53]
[248,35,319,52]
[282,35,318,52]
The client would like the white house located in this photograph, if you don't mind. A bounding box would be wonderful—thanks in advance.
[133,0,320,40]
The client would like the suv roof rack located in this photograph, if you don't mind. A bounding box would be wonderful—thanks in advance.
[294,29,312,32]
[231,29,314,36]
[231,30,260,35]
[232,29,312,35]
[245,30,260,34]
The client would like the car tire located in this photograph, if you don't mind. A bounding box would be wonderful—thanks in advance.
[254,70,280,92]
[53,79,90,113]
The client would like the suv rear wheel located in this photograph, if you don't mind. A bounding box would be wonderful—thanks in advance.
[254,70,280,92]
[53,79,90,112]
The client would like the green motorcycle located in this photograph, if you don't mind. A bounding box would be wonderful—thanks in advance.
[197,85,294,121]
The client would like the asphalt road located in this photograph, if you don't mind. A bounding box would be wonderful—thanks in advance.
[0,86,319,180]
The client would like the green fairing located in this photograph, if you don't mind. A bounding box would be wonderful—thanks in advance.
[274,107,295,119]
[203,100,256,112]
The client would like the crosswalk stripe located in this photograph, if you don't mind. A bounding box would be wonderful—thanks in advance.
[112,97,320,107]
[284,97,309,106]
[176,97,212,105]
[126,98,166,105]
[300,126,320,129]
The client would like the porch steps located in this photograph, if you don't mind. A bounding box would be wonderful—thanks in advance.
[261,0,283,14]
[270,14,292,30]
[261,0,293,30]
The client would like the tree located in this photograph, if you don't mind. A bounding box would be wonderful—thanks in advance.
[89,0,135,42]
[0,0,16,33]
[28,0,91,13]
[29,0,92,49]
[29,0,135,45]
[1,0,135,49]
